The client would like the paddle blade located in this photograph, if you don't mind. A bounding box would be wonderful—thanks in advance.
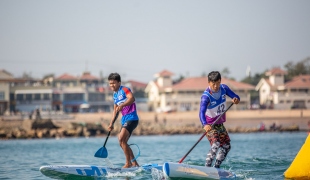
[94,147,108,158]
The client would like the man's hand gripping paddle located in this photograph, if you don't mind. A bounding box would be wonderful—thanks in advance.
[94,111,120,158]
[178,103,234,163]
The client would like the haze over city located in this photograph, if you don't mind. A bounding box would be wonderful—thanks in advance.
[1,0,310,83]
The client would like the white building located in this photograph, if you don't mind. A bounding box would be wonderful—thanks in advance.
[145,70,255,112]
[0,70,14,115]
[256,67,310,109]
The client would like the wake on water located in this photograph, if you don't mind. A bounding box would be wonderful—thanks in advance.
[151,168,166,180]
[100,144,165,180]
[103,158,115,168]
[104,169,165,180]
[103,158,165,180]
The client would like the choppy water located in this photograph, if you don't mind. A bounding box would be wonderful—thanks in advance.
[0,132,308,180]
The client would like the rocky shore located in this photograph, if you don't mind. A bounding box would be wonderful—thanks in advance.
[1,109,310,140]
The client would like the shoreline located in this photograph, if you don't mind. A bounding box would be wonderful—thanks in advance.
[1,109,310,140]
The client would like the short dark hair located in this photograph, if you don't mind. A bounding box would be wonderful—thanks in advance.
[108,73,121,82]
[208,71,221,82]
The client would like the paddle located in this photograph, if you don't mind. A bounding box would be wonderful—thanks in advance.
[94,111,120,158]
[178,103,234,163]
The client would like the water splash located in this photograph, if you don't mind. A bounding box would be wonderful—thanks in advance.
[103,158,115,168]
[105,168,142,178]
[106,171,137,178]
[151,168,166,180]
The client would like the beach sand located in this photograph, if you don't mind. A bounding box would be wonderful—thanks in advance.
[69,109,310,131]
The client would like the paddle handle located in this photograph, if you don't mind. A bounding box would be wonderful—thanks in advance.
[178,103,234,163]
[103,131,111,147]
[103,111,119,147]
[178,132,207,163]
[210,103,234,128]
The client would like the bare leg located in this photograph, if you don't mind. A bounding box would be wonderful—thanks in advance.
[129,145,139,167]
[119,128,139,168]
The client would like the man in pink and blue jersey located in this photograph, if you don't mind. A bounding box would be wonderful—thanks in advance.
[199,71,240,168]
[107,73,139,168]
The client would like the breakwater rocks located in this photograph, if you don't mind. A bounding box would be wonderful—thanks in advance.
[0,118,302,140]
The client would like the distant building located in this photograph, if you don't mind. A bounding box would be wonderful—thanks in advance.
[0,68,153,114]
[125,80,148,111]
[53,72,111,113]
[42,74,54,86]
[9,81,51,113]
[0,70,112,114]
[53,73,84,112]
[0,69,14,79]
[256,67,310,109]
[0,70,14,115]
[125,80,147,97]
[0,69,51,114]
[145,70,254,112]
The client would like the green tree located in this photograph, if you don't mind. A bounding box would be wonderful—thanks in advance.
[241,72,267,86]
[173,74,185,84]
[284,57,310,81]
[22,71,32,79]
[42,73,54,80]
[241,72,266,106]
[221,67,230,78]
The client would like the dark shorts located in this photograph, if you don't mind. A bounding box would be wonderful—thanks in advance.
[122,120,139,135]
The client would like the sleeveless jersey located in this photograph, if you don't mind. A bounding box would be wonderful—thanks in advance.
[113,85,139,125]
[199,84,239,126]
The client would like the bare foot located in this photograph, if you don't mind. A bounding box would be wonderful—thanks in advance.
[122,163,132,168]
[132,161,139,167]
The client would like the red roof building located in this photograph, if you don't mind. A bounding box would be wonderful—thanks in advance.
[146,70,254,112]
[127,80,147,90]
[80,72,99,81]
[56,73,77,80]
[256,68,310,109]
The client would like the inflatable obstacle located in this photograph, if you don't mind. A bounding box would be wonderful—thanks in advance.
[284,134,310,179]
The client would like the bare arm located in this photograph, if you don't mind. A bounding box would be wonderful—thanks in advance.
[108,104,118,131]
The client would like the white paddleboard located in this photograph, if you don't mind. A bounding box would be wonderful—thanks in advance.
[40,164,162,179]
[163,162,236,180]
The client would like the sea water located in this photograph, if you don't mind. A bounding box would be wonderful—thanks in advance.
[0,132,308,180]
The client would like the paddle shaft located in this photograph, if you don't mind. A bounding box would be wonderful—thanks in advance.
[103,111,119,147]
[178,103,234,163]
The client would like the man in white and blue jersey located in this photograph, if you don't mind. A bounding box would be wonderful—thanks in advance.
[107,73,139,168]
[199,71,240,168]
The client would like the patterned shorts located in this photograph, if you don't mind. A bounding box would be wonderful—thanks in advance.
[206,124,230,146]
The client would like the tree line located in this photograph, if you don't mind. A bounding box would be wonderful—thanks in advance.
[240,57,310,86]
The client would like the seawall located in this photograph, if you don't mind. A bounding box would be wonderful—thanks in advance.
[0,109,309,139]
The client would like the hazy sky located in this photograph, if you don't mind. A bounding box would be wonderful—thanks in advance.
[1,0,310,83]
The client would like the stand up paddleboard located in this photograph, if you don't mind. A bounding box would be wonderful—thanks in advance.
[163,162,236,180]
[40,164,162,179]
